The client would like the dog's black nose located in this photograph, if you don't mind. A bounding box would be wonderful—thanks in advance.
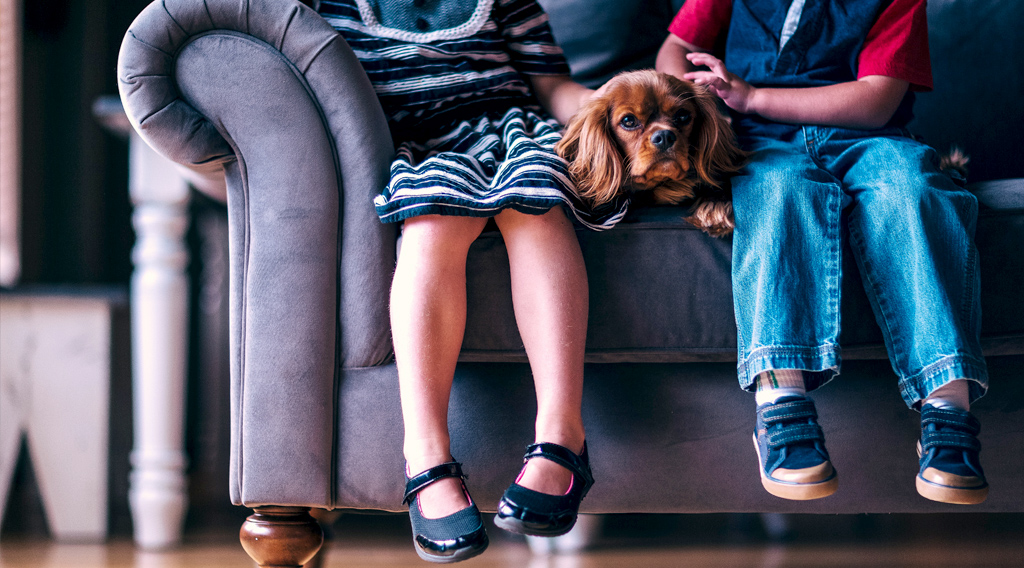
[651,129,677,151]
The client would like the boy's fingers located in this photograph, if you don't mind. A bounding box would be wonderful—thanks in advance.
[684,71,722,88]
[686,52,728,78]
[686,51,717,62]
[708,78,728,93]
[686,51,721,66]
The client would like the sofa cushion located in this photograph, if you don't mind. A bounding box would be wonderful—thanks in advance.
[539,0,684,87]
[460,179,1024,363]
[462,205,736,363]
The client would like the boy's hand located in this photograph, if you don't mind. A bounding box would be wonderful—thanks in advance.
[683,52,755,114]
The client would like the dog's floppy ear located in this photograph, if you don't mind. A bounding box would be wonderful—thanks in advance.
[691,87,746,188]
[673,82,745,237]
[555,97,624,208]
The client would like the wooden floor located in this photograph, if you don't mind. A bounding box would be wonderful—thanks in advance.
[4,539,1024,568]
[3,512,1024,568]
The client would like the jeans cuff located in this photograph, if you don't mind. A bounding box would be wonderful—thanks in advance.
[737,344,842,392]
[900,354,990,409]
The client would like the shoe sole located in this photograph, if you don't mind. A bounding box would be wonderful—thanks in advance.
[753,433,838,501]
[915,475,988,505]
[493,513,575,537]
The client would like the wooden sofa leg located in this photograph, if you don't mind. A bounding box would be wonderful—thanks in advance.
[240,506,323,568]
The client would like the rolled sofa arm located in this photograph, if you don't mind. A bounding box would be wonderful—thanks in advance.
[118,0,396,508]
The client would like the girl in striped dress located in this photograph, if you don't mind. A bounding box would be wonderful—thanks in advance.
[317,0,610,561]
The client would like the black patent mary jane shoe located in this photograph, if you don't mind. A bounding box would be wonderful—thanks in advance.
[404,461,489,563]
[494,442,594,537]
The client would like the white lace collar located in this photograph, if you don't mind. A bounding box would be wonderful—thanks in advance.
[352,0,495,43]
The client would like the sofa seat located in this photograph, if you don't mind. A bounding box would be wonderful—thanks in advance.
[459,178,1024,363]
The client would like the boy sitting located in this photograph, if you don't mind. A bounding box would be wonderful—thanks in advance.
[656,0,988,504]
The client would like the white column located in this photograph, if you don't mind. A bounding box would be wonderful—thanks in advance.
[127,134,191,549]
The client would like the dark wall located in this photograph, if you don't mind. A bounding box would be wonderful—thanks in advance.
[18,0,148,285]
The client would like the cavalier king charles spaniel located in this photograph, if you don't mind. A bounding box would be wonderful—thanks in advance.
[556,70,746,237]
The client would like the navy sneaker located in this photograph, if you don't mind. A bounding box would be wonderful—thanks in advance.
[916,404,988,504]
[753,396,838,500]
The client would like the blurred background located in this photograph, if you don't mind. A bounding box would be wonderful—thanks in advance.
[1,0,241,540]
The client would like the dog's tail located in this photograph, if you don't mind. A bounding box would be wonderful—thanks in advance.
[939,146,970,179]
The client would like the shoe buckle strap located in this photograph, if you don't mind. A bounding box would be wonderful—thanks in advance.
[921,430,981,453]
[403,461,465,505]
[760,400,818,424]
[766,423,824,449]
[922,408,980,434]
[524,442,594,489]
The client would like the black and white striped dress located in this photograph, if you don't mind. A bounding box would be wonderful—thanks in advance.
[318,0,627,230]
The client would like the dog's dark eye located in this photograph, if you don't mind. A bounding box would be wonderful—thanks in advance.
[619,114,641,130]
[674,110,693,125]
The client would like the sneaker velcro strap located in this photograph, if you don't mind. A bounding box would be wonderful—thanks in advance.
[524,442,594,489]
[921,407,981,435]
[921,430,982,453]
[766,423,825,449]
[404,461,465,505]
[760,399,818,424]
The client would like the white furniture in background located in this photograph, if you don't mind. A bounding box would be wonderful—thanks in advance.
[125,130,192,550]
[95,95,219,550]
[0,291,117,541]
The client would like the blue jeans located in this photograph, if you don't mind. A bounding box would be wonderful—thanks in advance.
[731,124,988,408]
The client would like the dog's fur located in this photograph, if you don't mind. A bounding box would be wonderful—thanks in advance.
[939,146,970,179]
[556,70,746,237]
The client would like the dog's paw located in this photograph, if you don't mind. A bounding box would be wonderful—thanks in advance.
[687,200,734,237]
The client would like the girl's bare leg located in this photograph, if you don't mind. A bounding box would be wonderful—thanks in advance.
[391,214,488,518]
[495,208,589,495]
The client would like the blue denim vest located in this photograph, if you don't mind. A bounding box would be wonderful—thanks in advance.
[724,0,916,128]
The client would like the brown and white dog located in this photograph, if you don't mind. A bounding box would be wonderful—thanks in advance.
[556,70,746,237]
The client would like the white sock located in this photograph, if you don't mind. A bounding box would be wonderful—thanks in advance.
[924,379,970,411]
[755,369,806,406]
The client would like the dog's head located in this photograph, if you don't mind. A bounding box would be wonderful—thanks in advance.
[556,70,745,236]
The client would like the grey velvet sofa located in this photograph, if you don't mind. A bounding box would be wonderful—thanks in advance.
[117,0,1024,565]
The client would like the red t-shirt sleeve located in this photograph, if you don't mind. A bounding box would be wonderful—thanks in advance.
[667,0,733,51]
[858,0,933,91]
